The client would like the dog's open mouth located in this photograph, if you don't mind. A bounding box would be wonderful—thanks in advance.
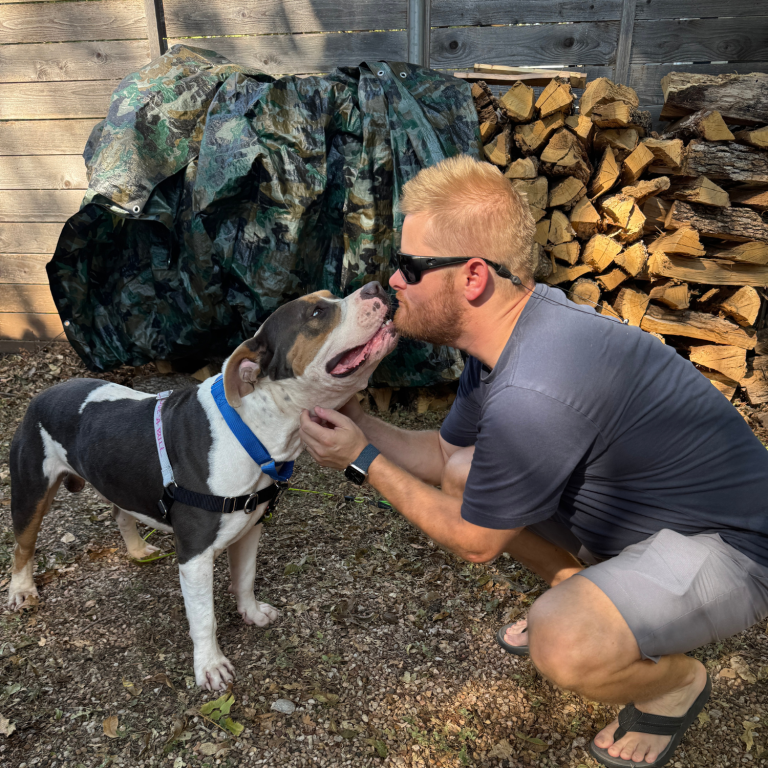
[326,320,396,377]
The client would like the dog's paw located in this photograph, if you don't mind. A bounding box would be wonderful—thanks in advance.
[238,599,280,627]
[8,586,39,611]
[195,654,236,692]
[128,543,161,560]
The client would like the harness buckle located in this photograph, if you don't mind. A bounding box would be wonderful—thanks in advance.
[267,481,289,515]
[243,492,261,514]
[157,483,176,522]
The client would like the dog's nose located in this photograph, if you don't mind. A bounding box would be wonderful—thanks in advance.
[360,281,387,301]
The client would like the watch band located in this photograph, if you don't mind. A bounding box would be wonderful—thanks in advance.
[349,443,381,475]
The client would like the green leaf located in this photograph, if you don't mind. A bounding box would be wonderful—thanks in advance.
[284,563,300,576]
[339,728,357,739]
[222,717,244,737]
[200,692,233,719]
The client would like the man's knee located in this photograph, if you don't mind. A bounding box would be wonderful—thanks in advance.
[441,446,474,498]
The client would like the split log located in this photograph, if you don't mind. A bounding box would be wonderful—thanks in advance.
[696,288,721,304]
[689,345,747,382]
[649,280,690,310]
[718,286,761,326]
[701,371,739,400]
[564,114,595,148]
[621,143,655,185]
[533,244,554,281]
[514,113,565,155]
[548,176,586,209]
[622,176,670,205]
[614,241,648,277]
[643,197,672,234]
[471,82,497,124]
[511,177,548,222]
[664,200,768,242]
[596,268,629,292]
[589,147,620,198]
[640,304,756,349]
[546,262,593,285]
[741,357,768,405]
[550,241,580,265]
[648,251,768,288]
[535,77,573,118]
[708,241,768,265]
[617,204,645,244]
[614,285,650,326]
[540,129,593,184]
[500,81,536,123]
[582,234,622,272]
[661,110,734,142]
[505,156,539,180]
[460,67,588,89]
[549,210,575,245]
[728,184,768,211]
[580,78,639,117]
[681,141,768,183]
[479,121,498,143]
[570,196,602,239]
[591,103,651,136]
[667,176,730,208]
[641,138,685,170]
[593,128,639,160]
[660,72,768,125]
[570,278,601,307]
[483,126,511,166]
[535,219,550,247]
[734,126,768,149]
[647,226,705,258]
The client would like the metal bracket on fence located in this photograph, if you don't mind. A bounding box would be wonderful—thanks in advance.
[407,0,431,69]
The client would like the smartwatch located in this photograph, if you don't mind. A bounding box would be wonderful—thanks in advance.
[344,444,381,485]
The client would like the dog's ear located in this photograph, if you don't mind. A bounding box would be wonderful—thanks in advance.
[223,338,266,408]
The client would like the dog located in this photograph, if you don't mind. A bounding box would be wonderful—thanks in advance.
[7,282,397,690]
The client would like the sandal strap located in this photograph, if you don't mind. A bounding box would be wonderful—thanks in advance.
[614,704,686,740]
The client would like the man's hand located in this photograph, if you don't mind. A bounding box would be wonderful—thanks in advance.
[299,407,370,470]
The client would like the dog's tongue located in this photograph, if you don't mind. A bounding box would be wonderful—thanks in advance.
[330,343,367,375]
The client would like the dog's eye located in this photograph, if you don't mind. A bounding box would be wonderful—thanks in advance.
[312,306,324,318]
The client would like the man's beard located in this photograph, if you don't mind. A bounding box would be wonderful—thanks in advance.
[393,273,466,347]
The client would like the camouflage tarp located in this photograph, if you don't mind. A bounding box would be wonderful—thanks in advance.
[47,45,482,386]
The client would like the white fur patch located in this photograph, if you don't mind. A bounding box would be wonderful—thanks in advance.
[38,424,73,485]
[79,382,154,413]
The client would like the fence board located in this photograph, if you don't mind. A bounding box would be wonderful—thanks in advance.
[632,17,768,65]
[0,224,62,254]
[636,1,756,19]
[0,40,150,83]
[164,0,404,37]
[0,156,88,190]
[430,22,619,70]
[0,120,99,156]
[630,62,768,105]
[0,254,51,284]
[0,0,146,45]
[0,284,57,314]
[0,80,117,120]
[0,313,64,341]
[167,31,407,76]
[0,191,82,223]
[430,0,622,25]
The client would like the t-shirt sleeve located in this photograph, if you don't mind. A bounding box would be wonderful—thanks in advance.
[439,357,483,447]
[461,386,601,529]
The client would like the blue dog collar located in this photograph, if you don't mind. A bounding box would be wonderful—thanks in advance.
[211,375,294,483]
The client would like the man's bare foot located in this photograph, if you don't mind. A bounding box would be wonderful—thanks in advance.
[503,618,529,648]
[592,660,709,764]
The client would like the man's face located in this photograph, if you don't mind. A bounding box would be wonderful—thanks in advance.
[389,214,466,347]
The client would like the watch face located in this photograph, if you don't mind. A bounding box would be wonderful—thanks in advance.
[344,465,366,485]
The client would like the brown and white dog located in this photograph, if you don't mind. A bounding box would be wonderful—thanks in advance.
[8,282,397,689]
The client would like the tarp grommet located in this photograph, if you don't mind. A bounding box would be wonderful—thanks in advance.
[399,72,406,78]
[132,205,140,214]
[377,70,384,76]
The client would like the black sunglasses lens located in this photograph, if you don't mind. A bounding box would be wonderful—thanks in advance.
[397,253,420,284]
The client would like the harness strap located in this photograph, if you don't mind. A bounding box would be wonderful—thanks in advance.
[158,480,286,522]
[154,390,175,487]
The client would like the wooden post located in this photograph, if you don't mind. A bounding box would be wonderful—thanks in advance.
[407,0,431,69]
[144,0,167,61]
[613,0,637,86]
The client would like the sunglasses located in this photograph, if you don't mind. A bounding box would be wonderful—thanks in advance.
[394,251,521,286]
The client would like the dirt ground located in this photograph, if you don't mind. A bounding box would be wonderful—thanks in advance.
[1,344,767,768]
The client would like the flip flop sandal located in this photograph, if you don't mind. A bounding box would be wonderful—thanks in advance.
[495,622,529,656]
[589,674,712,768]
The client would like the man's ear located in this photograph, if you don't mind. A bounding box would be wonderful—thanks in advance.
[222,339,264,408]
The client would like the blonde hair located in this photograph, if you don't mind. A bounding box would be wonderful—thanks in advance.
[400,154,536,281]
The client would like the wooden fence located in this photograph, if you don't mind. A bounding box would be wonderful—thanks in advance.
[1,0,766,347]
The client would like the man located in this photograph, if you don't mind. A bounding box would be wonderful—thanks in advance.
[299,155,768,768]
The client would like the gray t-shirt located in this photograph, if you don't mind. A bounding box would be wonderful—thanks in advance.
[440,283,768,567]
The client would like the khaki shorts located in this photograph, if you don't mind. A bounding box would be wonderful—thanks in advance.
[527,522,768,661]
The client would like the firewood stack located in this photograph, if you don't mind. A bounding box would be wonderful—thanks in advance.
[471,72,768,404]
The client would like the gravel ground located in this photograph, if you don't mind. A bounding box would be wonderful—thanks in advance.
[1,344,767,768]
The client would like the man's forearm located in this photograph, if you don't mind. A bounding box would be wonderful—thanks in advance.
[355,412,444,485]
